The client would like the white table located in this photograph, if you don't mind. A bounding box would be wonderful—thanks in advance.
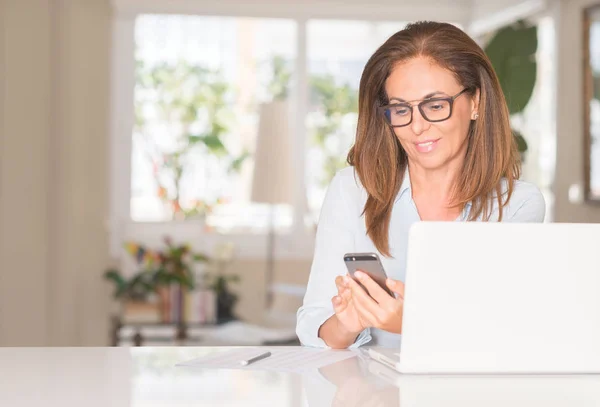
[1,347,600,407]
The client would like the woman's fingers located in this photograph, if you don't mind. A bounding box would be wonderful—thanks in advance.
[335,275,349,292]
[353,271,394,304]
[333,274,405,333]
[352,298,380,328]
[344,275,384,319]
[335,275,352,301]
[339,286,351,301]
[332,294,348,314]
[386,278,405,299]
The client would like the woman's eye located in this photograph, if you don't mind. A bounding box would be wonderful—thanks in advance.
[393,107,410,116]
[425,101,448,111]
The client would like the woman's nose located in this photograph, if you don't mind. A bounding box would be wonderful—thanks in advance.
[410,107,430,136]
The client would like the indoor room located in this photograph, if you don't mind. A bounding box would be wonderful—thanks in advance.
[1,0,600,405]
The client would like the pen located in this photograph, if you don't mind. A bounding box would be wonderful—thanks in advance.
[240,351,272,366]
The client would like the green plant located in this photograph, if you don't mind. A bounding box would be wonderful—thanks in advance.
[103,269,155,302]
[484,20,538,155]
[309,74,359,186]
[104,237,210,301]
[267,55,292,101]
[135,59,249,219]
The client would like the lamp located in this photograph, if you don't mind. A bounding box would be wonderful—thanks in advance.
[250,99,295,307]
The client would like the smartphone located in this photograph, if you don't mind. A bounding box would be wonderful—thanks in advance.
[343,252,394,297]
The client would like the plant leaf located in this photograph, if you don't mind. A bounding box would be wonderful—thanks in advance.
[193,253,210,262]
[513,129,528,154]
[228,150,250,174]
[103,269,127,298]
[484,21,538,115]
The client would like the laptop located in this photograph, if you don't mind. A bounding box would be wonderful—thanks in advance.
[368,222,600,374]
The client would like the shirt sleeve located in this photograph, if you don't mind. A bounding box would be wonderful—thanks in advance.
[296,170,372,348]
[506,183,547,223]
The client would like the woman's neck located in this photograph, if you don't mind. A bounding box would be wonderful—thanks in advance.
[407,161,464,220]
[408,163,461,202]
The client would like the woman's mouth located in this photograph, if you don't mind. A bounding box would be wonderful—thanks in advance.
[414,139,440,153]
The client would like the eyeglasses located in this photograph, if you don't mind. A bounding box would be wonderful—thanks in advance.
[379,88,470,127]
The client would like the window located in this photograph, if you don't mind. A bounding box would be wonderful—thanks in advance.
[305,20,406,224]
[584,6,600,201]
[131,15,411,233]
[132,15,297,232]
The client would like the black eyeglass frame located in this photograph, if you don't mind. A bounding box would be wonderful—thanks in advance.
[378,88,470,127]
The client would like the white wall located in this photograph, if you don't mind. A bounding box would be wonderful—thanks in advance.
[113,0,471,23]
[468,0,548,36]
[0,0,52,346]
[0,0,111,346]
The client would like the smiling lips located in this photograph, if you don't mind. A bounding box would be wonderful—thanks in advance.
[414,139,440,153]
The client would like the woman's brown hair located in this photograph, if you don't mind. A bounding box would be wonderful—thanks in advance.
[347,21,520,257]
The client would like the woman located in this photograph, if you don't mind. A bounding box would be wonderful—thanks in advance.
[296,21,546,349]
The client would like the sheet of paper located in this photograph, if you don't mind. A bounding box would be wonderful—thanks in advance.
[176,347,358,373]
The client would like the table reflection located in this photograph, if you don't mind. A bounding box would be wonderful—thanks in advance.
[302,352,399,407]
[303,350,600,407]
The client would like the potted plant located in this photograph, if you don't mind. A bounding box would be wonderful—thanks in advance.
[103,267,160,323]
[104,237,210,323]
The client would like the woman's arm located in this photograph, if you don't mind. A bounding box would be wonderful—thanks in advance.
[317,314,361,349]
[296,169,372,348]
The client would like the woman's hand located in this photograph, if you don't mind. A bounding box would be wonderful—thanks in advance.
[343,271,405,334]
[331,275,369,335]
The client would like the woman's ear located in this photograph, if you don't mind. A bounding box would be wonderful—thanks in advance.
[470,88,481,120]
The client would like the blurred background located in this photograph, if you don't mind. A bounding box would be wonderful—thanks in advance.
[0,0,599,346]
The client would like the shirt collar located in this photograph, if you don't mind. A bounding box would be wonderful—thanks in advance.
[396,168,411,201]
[395,168,473,211]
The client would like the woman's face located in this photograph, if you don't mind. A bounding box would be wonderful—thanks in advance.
[384,56,479,171]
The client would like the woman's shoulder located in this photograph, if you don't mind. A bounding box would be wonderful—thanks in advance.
[330,166,363,192]
[504,179,544,204]
[496,178,546,222]
[334,165,358,181]
[326,166,367,211]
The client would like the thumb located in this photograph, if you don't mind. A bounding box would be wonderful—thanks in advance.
[386,278,405,299]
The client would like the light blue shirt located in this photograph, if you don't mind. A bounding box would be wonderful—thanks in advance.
[296,166,546,348]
